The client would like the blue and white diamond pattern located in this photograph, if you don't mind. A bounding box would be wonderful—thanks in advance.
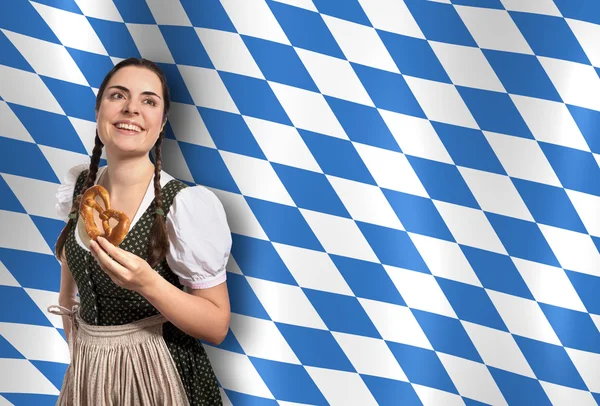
[1,0,600,405]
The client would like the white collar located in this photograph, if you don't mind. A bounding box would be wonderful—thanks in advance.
[75,165,174,252]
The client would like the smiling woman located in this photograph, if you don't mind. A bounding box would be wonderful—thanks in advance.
[96,65,166,158]
[48,58,232,406]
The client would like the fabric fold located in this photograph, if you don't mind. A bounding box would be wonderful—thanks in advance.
[48,305,190,406]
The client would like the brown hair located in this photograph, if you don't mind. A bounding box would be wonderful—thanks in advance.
[55,57,171,268]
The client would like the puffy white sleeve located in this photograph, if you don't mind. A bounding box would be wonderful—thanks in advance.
[55,163,88,222]
[165,185,232,289]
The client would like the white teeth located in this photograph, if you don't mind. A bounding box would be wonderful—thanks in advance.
[115,123,142,132]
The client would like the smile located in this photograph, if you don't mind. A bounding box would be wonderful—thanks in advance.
[114,123,143,133]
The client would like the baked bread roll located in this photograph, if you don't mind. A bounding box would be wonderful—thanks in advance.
[77,185,131,249]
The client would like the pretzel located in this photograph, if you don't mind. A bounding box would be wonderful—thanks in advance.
[77,185,131,248]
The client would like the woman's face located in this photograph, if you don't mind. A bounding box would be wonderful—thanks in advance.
[96,66,165,157]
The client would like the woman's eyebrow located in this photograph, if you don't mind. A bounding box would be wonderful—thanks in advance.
[107,85,162,99]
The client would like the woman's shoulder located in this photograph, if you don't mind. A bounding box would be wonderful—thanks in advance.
[55,163,89,221]
[168,184,228,224]
[62,163,89,185]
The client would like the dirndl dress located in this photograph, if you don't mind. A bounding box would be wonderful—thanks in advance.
[48,167,225,405]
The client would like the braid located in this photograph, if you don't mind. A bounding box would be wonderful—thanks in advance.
[153,134,165,218]
[75,131,104,210]
[55,131,104,261]
[147,133,169,268]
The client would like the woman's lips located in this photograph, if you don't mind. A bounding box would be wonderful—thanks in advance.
[114,125,143,135]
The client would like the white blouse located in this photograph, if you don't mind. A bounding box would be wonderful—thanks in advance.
[55,163,232,290]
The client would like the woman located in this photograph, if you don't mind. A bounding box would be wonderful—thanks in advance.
[48,57,231,405]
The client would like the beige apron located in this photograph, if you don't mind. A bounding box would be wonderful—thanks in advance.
[47,304,190,406]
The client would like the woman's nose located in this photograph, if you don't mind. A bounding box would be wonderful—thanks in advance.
[123,100,140,115]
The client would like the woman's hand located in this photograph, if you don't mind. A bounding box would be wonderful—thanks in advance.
[90,236,157,293]
[90,236,230,343]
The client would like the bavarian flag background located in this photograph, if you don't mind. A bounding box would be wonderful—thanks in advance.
[1,0,600,405]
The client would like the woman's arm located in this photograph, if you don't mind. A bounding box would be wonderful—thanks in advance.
[57,255,78,343]
[139,275,230,345]
[90,236,231,345]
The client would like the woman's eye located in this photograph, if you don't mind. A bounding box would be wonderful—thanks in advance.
[110,92,155,106]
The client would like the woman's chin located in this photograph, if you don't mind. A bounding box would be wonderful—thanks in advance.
[106,141,148,156]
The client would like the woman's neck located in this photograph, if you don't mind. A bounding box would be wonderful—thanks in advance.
[99,156,156,200]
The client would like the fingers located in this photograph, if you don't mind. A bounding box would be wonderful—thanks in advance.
[95,236,135,269]
[90,239,127,282]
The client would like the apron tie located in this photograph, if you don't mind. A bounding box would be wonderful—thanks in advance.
[48,304,80,362]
